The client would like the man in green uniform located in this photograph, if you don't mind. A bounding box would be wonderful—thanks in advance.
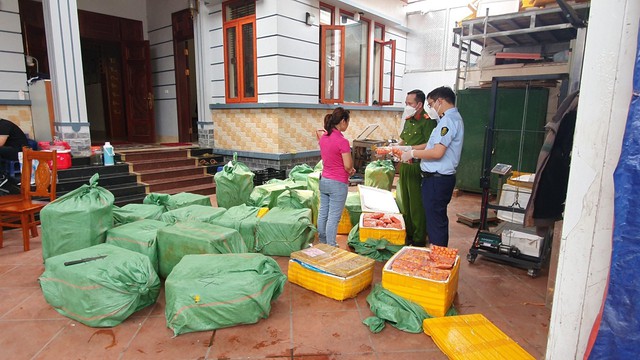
[394,90,437,246]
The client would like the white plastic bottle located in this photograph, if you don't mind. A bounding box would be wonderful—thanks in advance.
[103,142,115,166]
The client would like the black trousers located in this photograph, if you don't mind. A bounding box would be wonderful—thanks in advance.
[421,173,456,247]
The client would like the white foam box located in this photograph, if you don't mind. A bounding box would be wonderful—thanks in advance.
[501,229,543,258]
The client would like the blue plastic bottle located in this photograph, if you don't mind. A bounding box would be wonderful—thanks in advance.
[103,142,115,166]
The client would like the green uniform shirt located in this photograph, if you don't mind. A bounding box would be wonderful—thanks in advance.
[400,110,436,146]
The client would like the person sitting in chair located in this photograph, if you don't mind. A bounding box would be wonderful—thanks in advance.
[0,118,28,193]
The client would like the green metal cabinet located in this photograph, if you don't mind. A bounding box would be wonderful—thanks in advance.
[455,88,549,193]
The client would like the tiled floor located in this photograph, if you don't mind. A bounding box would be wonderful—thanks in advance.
[0,192,551,360]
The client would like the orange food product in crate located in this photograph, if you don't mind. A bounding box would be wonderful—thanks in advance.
[382,246,460,317]
[359,213,405,245]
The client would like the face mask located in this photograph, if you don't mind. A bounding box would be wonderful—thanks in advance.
[426,106,440,120]
[401,105,417,120]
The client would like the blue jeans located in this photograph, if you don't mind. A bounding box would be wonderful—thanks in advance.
[318,177,348,247]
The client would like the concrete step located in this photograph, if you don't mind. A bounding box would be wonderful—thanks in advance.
[118,148,191,162]
[136,166,206,182]
[129,158,197,172]
[144,174,215,193]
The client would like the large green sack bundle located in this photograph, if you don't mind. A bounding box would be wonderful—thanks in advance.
[255,207,316,256]
[276,188,314,211]
[213,153,255,208]
[168,192,212,210]
[313,160,323,172]
[364,160,395,191]
[210,204,262,252]
[113,203,164,226]
[157,221,247,278]
[160,205,227,224]
[288,163,314,182]
[39,243,160,327]
[345,192,362,228]
[105,219,168,273]
[41,174,115,261]
[143,193,175,211]
[165,253,286,336]
[247,180,306,209]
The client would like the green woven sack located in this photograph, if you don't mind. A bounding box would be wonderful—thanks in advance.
[160,205,227,224]
[157,221,248,278]
[113,203,165,226]
[210,204,262,252]
[165,253,286,335]
[306,171,321,224]
[255,207,316,256]
[288,163,314,182]
[345,192,362,228]
[143,193,176,211]
[39,243,160,327]
[41,174,115,260]
[213,153,255,208]
[364,160,395,191]
[168,192,212,210]
[105,219,168,273]
[247,180,306,209]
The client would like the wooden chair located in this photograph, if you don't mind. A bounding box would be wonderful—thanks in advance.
[0,147,57,251]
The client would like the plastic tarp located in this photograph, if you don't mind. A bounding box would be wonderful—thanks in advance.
[247,180,306,209]
[160,205,227,224]
[165,253,286,336]
[588,32,640,360]
[105,219,168,273]
[213,153,255,208]
[347,225,402,262]
[363,283,430,333]
[288,163,314,182]
[210,204,262,252]
[41,174,115,260]
[112,203,164,226]
[156,221,248,278]
[255,207,317,256]
[39,243,160,327]
[364,160,395,191]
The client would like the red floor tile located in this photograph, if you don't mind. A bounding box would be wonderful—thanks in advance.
[0,319,68,359]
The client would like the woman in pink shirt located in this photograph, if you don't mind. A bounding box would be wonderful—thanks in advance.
[318,107,355,247]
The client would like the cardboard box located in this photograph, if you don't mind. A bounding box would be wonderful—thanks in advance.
[288,244,375,300]
[497,183,531,224]
[502,229,543,258]
[382,246,459,317]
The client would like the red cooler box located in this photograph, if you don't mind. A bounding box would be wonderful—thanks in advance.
[44,150,71,169]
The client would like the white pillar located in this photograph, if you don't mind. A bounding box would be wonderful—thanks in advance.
[546,0,639,358]
[42,0,91,156]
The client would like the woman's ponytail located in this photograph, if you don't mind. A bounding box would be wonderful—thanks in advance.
[323,107,350,136]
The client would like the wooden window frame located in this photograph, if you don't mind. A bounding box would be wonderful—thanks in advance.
[319,2,335,25]
[320,25,345,104]
[374,23,385,41]
[223,1,257,103]
[338,10,370,105]
[374,39,395,106]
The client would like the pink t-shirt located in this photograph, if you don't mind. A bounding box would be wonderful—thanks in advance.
[319,130,351,184]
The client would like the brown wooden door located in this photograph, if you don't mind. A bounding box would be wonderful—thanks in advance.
[172,10,194,143]
[121,41,156,143]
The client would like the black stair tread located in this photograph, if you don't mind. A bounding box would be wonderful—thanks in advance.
[57,172,136,183]
[142,174,214,185]
[134,165,205,175]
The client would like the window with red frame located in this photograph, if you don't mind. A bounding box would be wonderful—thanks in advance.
[373,23,395,105]
[223,0,257,103]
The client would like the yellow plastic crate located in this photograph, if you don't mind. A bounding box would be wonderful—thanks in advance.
[257,207,269,218]
[506,171,534,189]
[359,213,406,245]
[423,314,535,360]
[337,208,352,235]
[382,246,459,317]
[288,260,373,300]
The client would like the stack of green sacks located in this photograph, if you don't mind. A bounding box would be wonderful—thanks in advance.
[156,221,247,278]
[105,219,168,273]
[39,243,160,327]
[165,253,286,335]
[255,207,316,256]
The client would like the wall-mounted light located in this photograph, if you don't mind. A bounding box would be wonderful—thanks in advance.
[305,12,316,26]
[25,55,39,74]
[188,0,199,18]
[354,11,363,22]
